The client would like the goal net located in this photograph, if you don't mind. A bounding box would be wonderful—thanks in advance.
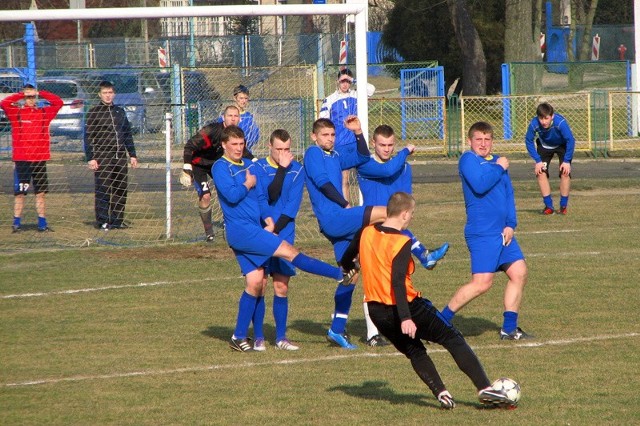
[0,3,369,251]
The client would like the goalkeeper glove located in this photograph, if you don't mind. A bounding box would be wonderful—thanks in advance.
[180,164,194,188]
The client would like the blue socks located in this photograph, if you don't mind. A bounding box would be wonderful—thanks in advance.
[502,311,518,334]
[13,217,21,227]
[560,195,569,208]
[252,296,265,340]
[331,283,355,334]
[38,216,47,229]
[543,195,554,209]
[233,291,257,340]
[441,306,455,323]
[292,253,342,281]
[401,229,427,259]
[273,295,288,342]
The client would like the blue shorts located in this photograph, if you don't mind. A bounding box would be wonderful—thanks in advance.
[226,224,283,275]
[265,257,296,277]
[318,206,366,261]
[466,234,524,274]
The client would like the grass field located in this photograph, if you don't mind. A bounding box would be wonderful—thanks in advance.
[1,176,640,425]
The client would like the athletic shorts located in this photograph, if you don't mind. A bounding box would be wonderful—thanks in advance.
[265,257,296,277]
[466,233,525,274]
[227,223,283,275]
[14,161,48,195]
[537,144,571,179]
[192,164,213,198]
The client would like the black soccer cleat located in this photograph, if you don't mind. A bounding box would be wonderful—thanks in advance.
[437,390,456,409]
[499,327,534,341]
[229,337,254,352]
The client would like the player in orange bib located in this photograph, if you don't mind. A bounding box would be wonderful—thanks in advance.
[340,192,512,409]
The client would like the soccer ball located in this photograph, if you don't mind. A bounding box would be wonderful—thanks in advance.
[491,377,521,405]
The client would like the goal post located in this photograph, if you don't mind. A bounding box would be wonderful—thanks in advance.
[0,2,371,249]
[0,2,371,134]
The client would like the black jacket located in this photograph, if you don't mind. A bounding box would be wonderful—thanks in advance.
[85,102,136,162]
[183,122,253,168]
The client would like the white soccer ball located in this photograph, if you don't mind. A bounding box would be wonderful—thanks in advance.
[491,377,521,405]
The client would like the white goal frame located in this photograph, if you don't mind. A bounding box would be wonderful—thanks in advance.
[0,3,371,133]
[0,3,370,240]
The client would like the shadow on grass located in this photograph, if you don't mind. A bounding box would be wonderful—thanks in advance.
[328,380,483,409]
[288,318,369,342]
[451,316,498,337]
[201,323,281,343]
[328,380,434,407]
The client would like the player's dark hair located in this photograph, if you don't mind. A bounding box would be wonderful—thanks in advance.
[270,129,291,144]
[22,83,36,89]
[467,121,494,139]
[387,192,414,217]
[98,80,115,91]
[337,68,353,80]
[373,124,394,140]
[233,85,249,96]
[312,118,335,133]
[536,102,554,118]
[221,125,245,143]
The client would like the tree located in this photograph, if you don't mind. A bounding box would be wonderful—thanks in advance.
[504,0,544,63]
[444,0,486,95]
[382,0,504,94]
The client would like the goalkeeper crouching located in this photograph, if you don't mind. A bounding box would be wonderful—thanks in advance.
[181,105,254,242]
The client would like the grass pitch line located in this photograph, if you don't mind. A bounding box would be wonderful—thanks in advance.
[1,276,240,299]
[3,332,637,388]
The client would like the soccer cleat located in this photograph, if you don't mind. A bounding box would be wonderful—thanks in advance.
[437,390,456,409]
[420,242,450,270]
[253,338,266,352]
[37,226,54,233]
[205,234,215,243]
[327,329,357,350]
[110,223,130,229]
[338,267,359,286]
[11,225,22,233]
[366,334,390,347]
[478,387,511,408]
[558,206,567,215]
[541,206,555,215]
[229,337,254,352]
[97,222,110,231]
[499,327,534,341]
[276,339,300,351]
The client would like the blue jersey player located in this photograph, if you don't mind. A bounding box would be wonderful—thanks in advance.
[525,102,576,215]
[319,68,359,199]
[304,116,387,349]
[250,129,304,351]
[356,124,449,346]
[440,122,532,341]
[213,125,356,352]
[217,85,260,153]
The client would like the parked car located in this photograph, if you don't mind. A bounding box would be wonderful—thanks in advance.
[88,69,168,133]
[0,73,26,131]
[36,76,90,137]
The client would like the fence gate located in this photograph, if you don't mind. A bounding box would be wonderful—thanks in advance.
[399,66,445,140]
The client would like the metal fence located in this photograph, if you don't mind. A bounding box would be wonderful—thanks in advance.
[3,61,640,250]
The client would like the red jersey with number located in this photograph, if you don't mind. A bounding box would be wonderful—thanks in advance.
[0,90,63,161]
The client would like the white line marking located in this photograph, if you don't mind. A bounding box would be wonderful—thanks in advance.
[3,332,637,388]
[1,277,240,299]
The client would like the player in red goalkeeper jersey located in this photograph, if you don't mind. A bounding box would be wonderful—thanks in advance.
[1,83,63,232]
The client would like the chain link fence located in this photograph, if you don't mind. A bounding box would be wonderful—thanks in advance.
[3,60,640,251]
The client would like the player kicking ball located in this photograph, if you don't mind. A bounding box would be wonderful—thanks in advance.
[340,192,512,409]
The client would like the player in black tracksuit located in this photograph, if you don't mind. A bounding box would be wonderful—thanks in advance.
[181,105,253,242]
[85,80,138,230]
